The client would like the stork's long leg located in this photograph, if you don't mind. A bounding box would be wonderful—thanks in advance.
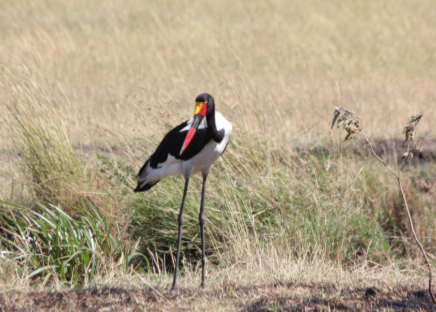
[199,172,209,288]
[171,177,190,291]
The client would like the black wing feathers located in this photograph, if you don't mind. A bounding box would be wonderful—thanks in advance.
[135,120,212,184]
[147,121,212,169]
[134,122,211,192]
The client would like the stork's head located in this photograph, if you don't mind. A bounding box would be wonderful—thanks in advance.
[179,93,214,156]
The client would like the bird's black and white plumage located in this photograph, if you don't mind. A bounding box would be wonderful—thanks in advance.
[134,94,232,192]
[134,93,232,290]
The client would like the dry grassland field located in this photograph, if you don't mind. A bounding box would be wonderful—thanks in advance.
[1,0,436,311]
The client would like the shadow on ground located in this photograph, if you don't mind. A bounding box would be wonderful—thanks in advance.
[1,283,433,311]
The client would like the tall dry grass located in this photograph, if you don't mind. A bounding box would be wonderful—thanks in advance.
[0,0,435,290]
[1,0,436,146]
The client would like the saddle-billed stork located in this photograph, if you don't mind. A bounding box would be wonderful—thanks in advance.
[134,93,232,290]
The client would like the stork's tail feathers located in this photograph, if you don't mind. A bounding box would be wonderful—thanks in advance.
[134,180,160,192]
[134,159,160,192]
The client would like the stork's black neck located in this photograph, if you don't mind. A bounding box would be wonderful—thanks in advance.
[206,110,225,143]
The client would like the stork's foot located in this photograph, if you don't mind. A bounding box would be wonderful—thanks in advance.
[200,282,206,289]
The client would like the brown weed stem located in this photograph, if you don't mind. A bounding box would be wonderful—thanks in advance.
[332,108,435,304]
[361,132,436,304]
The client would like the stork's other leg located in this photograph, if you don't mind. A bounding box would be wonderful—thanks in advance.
[199,173,209,288]
[171,178,190,291]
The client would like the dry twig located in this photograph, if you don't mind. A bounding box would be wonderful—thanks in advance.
[331,108,435,304]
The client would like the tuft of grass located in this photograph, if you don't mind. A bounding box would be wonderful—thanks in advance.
[127,133,388,273]
[0,200,146,288]
[2,75,85,210]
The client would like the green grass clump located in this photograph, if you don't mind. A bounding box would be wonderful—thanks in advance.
[3,78,86,209]
[127,134,388,271]
[0,200,145,288]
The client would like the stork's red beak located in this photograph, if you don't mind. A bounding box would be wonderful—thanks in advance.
[180,102,207,156]
[180,126,197,156]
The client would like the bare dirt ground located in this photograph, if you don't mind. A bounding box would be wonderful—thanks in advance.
[294,139,436,166]
[1,139,436,165]
[0,283,434,311]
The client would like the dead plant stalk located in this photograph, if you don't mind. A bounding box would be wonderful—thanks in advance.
[332,108,435,304]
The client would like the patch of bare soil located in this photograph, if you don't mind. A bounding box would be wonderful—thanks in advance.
[354,138,436,166]
[295,138,436,166]
[2,139,436,165]
[0,283,434,312]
